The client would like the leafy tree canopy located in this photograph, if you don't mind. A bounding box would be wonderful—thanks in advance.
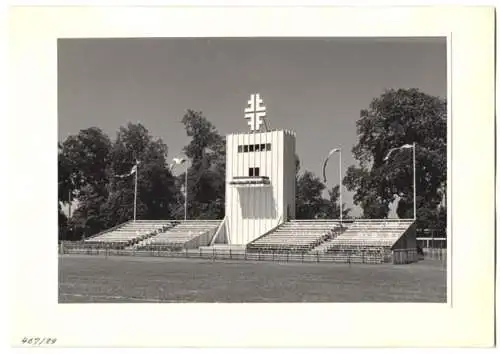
[58,127,112,203]
[178,110,226,219]
[104,123,177,224]
[343,88,446,228]
[295,166,350,219]
[322,185,352,219]
[58,123,178,239]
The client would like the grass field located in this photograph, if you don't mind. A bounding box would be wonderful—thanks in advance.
[59,254,447,303]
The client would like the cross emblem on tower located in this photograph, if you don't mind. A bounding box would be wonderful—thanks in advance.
[244,93,267,132]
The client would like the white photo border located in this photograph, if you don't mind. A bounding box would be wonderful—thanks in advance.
[8,6,495,348]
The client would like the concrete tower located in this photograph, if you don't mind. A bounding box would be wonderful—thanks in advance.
[224,94,296,245]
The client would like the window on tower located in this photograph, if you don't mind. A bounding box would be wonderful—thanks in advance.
[248,167,260,177]
[237,143,271,153]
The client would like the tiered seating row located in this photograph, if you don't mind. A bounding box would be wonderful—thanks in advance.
[248,220,341,253]
[137,220,221,250]
[327,220,414,250]
[324,247,389,264]
[84,221,176,248]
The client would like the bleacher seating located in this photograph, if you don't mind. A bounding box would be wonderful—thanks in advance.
[327,220,414,248]
[83,220,176,249]
[136,220,221,251]
[326,220,414,263]
[247,220,341,253]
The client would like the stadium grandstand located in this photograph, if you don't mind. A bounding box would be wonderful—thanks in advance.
[63,93,419,265]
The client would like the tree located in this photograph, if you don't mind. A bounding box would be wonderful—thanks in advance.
[182,110,224,162]
[58,202,68,240]
[59,127,112,198]
[100,187,148,228]
[295,153,351,220]
[69,183,112,238]
[295,171,327,219]
[58,128,112,239]
[322,185,352,219]
[343,167,389,218]
[344,88,446,226]
[57,123,180,239]
[436,205,447,232]
[102,123,177,226]
[180,110,226,219]
[58,143,71,204]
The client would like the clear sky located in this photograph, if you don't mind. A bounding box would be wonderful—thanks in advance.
[58,37,446,216]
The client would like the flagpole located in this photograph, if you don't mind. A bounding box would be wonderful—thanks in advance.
[184,162,188,221]
[339,149,343,226]
[68,189,71,219]
[134,163,138,222]
[413,142,416,220]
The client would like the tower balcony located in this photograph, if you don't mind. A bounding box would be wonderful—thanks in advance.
[229,176,271,187]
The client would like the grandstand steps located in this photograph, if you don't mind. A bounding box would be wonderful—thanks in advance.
[324,219,416,263]
[308,226,348,254]
[325,246,390,263]
[325,220,415,251]
[247,220,342,253]
[84,220,177,248]
[78,218,417,264]
[244,219,416,263]
[135,220,221,251]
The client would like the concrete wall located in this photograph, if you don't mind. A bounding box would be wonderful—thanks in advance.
[211,218,228,245]
[185,228,218,249]
[391,222,418,263]
[284,132,296,220]
[225,130,296,245]
[392,222,417,250]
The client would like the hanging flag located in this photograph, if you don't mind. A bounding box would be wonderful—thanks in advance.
[169,157,187,170]
[383,144,413,161]
[322,148,340,183]
[115,163,138,178]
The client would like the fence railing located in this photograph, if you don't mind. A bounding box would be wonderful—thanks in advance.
[417,237,447,249]
[59,243,430,265]
[392,249,419,264]
[422,247,447,262]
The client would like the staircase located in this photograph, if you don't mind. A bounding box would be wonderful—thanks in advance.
[308,226,347,254]
[84,220,176,249]
[247,220,341,253]
[136,220,222,250]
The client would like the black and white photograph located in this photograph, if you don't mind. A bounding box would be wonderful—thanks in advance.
[8,5,495,349]
[57,37,448,303]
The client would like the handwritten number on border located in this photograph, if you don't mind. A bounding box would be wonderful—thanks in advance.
[21,337,57,345]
